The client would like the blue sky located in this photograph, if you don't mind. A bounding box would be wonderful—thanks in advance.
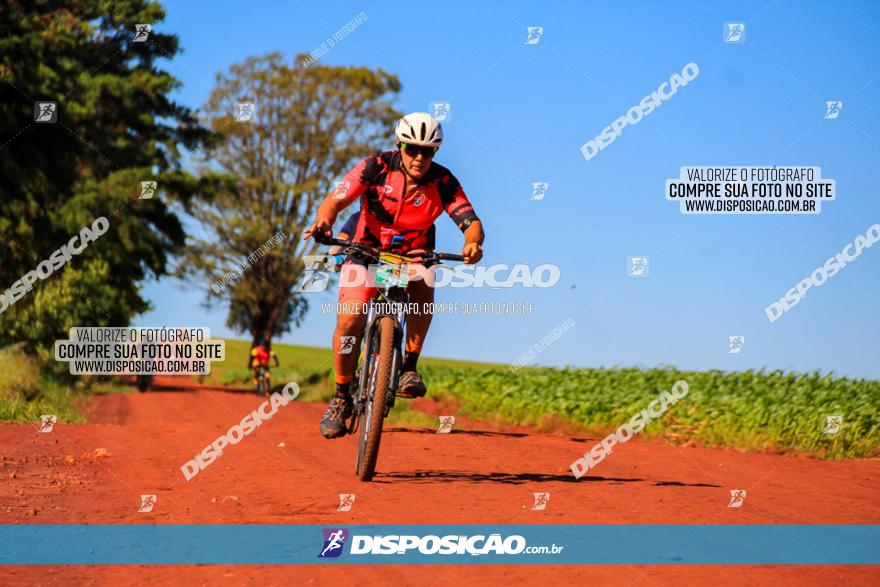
[135,0,880,378]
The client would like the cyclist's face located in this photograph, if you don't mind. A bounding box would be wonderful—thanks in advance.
[399,143,435,178]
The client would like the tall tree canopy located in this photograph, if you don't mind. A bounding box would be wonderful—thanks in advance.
[179,52,401,343]
[0,0,219,351]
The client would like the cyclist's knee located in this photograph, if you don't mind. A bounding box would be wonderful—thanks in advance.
[336,311,365,333]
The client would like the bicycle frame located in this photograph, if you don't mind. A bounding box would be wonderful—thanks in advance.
[353,284,407,421]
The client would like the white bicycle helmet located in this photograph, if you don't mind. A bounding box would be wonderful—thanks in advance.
[394,112,443,147]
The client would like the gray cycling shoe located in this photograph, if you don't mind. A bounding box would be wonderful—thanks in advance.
[397,370,427,398]
[320,397,352,439]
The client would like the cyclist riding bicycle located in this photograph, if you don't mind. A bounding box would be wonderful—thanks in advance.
[304,112,484,439]
[249,337,279,384]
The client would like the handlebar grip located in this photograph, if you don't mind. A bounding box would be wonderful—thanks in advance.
[314,233,346,246]
[435,253,465,262]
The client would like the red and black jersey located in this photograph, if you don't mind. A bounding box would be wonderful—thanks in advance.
[330,150,479,252]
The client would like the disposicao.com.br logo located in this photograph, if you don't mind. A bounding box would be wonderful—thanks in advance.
[317,528,564,558]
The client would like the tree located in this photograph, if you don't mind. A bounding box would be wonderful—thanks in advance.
[179,52,401,344]
[0,0,221,352]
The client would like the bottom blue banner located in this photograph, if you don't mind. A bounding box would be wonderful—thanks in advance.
[0,524,877,564]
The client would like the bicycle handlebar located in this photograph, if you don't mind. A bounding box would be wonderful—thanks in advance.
[313,233,465,263]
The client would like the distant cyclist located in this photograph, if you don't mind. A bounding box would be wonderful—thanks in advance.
[249,337,279,385]
[304,112,484,439]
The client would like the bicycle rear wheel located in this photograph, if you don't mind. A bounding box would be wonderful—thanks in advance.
[355,315,395,482]
[255,371,261,395]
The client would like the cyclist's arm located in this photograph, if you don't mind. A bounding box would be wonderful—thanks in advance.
[461,220,484,264]
[441,176,483,263]
[305,157,372,240]
[463,219,484,245]
[309,199,344,240]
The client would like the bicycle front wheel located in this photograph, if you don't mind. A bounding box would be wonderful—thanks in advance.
[355,315,395,482]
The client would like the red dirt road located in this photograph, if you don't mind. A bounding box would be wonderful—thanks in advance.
[1,376,878,585]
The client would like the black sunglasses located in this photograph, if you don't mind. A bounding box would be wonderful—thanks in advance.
[400,142,438,158]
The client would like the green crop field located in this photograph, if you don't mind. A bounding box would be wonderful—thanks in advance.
[210,339,879,459]
[421,364,880,459]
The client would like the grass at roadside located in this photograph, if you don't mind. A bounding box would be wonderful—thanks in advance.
[0,345,87,423]
[0,345,136,423]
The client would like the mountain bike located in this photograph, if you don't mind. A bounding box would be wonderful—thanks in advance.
[254,366,271,396]
[314,234,464,481]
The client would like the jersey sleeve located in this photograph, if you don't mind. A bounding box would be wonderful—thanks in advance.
[328,154,380,208]
[439,174,479,231]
